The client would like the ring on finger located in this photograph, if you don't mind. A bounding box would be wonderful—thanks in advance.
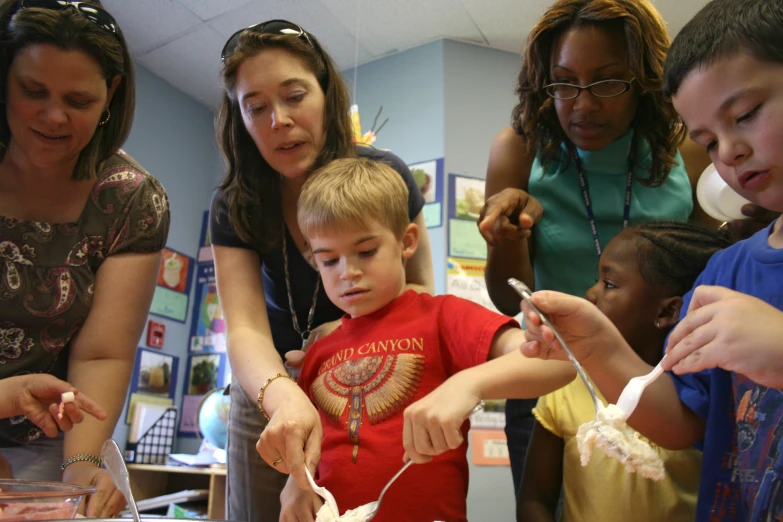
[273,457,284,467]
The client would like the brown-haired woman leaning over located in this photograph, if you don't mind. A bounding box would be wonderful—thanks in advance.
[209,20,434,522]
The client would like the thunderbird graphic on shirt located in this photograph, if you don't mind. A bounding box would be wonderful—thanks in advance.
[310,353,425,463]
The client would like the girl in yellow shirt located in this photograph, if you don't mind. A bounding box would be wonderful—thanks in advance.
[518,222,731,522]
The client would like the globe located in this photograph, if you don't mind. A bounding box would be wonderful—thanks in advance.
[197,387,230,450]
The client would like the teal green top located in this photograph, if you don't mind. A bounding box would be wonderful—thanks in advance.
[528,131,693,297]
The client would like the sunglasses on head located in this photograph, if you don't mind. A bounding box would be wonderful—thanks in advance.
[18,0,119,37]
[221,19,316,62]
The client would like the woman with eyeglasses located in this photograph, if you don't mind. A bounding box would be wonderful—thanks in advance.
[473,0,716,520]
[209,20,434,522]
[0,0,169,516]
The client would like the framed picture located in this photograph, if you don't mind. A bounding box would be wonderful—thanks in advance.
[186,353,225,396]
[408,158,444,229]
[131,348,178,398]
[156,247,194,294]
[149,247,195,323]
[125,348,178,424]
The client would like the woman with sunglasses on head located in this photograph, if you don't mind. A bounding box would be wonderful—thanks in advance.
[209,20,434,522]
[473,0,720,513]
[0,0,169,516]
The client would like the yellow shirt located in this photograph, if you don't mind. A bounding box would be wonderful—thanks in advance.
[533,377,701,522]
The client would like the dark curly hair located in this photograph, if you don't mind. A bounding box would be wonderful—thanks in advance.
[512,0,685,186]
[632,221,733,295]
[216,26,355,254]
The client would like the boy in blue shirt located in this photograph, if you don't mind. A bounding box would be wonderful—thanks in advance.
[507,1,783,520]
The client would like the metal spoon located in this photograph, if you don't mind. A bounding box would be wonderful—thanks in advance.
[101,439,141,522]
[508,278,603,414]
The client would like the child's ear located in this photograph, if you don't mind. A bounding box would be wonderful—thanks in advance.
[655,296,683,330]
[401,223,419,260]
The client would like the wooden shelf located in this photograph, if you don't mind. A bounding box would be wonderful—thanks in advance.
[126,464,226,519]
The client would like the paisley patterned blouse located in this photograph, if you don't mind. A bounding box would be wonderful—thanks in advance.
[0,151,170,445]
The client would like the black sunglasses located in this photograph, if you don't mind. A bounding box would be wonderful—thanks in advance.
[221,19,316,62]
[18,0,119,37]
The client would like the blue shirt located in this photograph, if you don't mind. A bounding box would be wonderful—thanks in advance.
[671,220,783,521]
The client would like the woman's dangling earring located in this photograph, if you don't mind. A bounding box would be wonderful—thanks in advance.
[98,108,111,126]
[655,320,661,329]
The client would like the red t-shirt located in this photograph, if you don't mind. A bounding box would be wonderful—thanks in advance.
[298,290,517,522]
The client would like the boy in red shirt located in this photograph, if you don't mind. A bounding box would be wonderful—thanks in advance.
[279,157,574,522]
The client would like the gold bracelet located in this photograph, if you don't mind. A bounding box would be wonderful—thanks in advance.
[257,373,296,420]
[61,453,102,471]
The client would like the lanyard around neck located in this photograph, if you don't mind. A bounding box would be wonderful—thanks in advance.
[281,227,320,347]
[573,154,634,257]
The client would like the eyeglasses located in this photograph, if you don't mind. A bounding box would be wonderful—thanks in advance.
[543,78,636,100]
[221,19,315,62]
[18,0,118,36]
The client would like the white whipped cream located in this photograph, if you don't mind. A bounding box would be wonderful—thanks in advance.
[314,497,376,521]
[576,404,665,481]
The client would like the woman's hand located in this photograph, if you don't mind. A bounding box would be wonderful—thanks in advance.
[0,375,106,438]
[402,372,480,463]
[279,476,322,522]
[478,188,543,246]
[63,463,126,518]
[256,384,323,490]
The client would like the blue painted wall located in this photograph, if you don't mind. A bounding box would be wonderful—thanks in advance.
[111,64,221,454]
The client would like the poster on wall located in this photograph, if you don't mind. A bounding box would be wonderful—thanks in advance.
[125,348,179,424]
[189,263,226,353]
[447,174,488,260]
[446,258,498,313]
[178,353,229,436]
[408,159,444,228]
[149,247,194,322]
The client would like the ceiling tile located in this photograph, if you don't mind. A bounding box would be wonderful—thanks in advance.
[320,0,483,56]
[462,0,545,54]
[207,0,373,69]
[175,0,255,22]
[137,25,225,108]
[104,0,204,54]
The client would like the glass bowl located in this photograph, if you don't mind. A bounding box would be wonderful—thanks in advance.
[0,479,95,521]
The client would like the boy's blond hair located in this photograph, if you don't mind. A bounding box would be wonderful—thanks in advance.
[298,158,410,240]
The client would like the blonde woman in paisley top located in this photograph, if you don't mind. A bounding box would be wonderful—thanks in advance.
[0,0,169,517]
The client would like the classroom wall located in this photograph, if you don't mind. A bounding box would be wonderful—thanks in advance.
[111,64,222,454]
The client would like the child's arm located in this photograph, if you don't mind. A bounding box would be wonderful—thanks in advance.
[521,291,706,450]
[280,475,321,522]
[517,420,564,522]
[402,327,574,463]
[664,285,783,389]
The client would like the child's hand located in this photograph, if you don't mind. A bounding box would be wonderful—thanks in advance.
[478,188,543,246]
[402,373,480,463]
[0,374,107,437]
[520,291,624,366]
[664,285,783,388]
[280,475,322,522]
